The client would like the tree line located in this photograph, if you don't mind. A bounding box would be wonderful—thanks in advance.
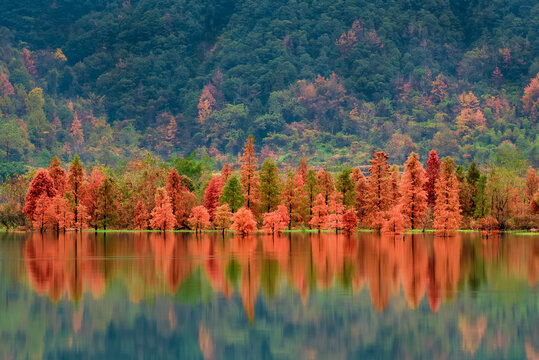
[3,137,537,234]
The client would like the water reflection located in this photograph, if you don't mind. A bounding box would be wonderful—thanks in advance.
[0,231,537,359]
[18,232,539,314]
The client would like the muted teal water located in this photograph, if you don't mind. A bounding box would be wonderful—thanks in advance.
[0,231,537,359]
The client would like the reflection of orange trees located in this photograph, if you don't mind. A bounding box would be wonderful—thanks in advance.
[150,232,192,293]
[364,234,399,311]
[428,235,462,312]
[22,232,539,320]
[233,235,260,322]
[311,233,348,289]
[24,232,105,302]
[398,235,428,309]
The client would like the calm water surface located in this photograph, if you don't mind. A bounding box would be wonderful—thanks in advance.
[0,231,537,359]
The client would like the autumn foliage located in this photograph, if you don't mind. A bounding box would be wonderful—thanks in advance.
[399,153,428,229]
[342,209,358,233]
[240,136,259,211]
[425,150,441,206]
[23,168,57,222]
[150,188,176,231]
[231,207,257,234]
[262,205,289,234]
[134,200,149,230]
[309,194,329,231]
[188,205,211,232]
[365,150,391,229]
[214,203,233,231]
[204,176,224,220]
[434,158,461,235]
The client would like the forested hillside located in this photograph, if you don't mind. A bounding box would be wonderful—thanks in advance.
[0,0,537,178]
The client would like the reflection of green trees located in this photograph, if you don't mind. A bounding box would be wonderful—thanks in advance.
[261,259,280,298]
[173,268,214,305]
[226,260,241,286]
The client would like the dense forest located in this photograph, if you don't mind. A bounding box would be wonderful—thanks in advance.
[3,136,538,232]
[0,0,538,180]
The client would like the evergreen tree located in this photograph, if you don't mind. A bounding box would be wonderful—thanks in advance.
[220,175,244,212]
[473,175,489,219]
[96,176,118,230]
[258,158,281,213]
[336,168,355,207]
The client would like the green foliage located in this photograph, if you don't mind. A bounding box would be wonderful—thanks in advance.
[0,0,537,171]
[335,168,355,207]
[258,158,281,213]
[220,175,244,212]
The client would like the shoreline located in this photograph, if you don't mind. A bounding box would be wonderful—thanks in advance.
[1,228,538,235]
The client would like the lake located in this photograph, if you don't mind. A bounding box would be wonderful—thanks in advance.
[0,231,537,359]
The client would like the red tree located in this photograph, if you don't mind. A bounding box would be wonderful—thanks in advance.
[281,171,306,229]
[150,188,176,231]
[221,163,233,182]
[399,153,428,229]
[214,203,233,232]
[166,168,195,228]
[204,176,224,220]
[21,48,37,76]
[0,72,14,97]
[166,168,183,217]
[133,200,149,230]
[434,158,461,235]
[309,194,329,232]
[425,150,441,206]
[23,169,57,221]
[240,136,259,211]
[262,205,289,234]
[365,150,391,229]
[231,207,257,234]
[46,195,74,232]
[73,203,89,231]
[327,192,345,232]
[342,209,358,233]
[522,72,539,119]
[197,83,217,123]
[525,168,538,206]
[48,156,67,195]
[70,113,84,147]
[316,168,335,203]
[298,155,308,183]
[388,166,400,206]
[32,194,52,232]
[353,169,368,223]
[82,167,105,230]
[382,205,405,235]
[189,206,211,232]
